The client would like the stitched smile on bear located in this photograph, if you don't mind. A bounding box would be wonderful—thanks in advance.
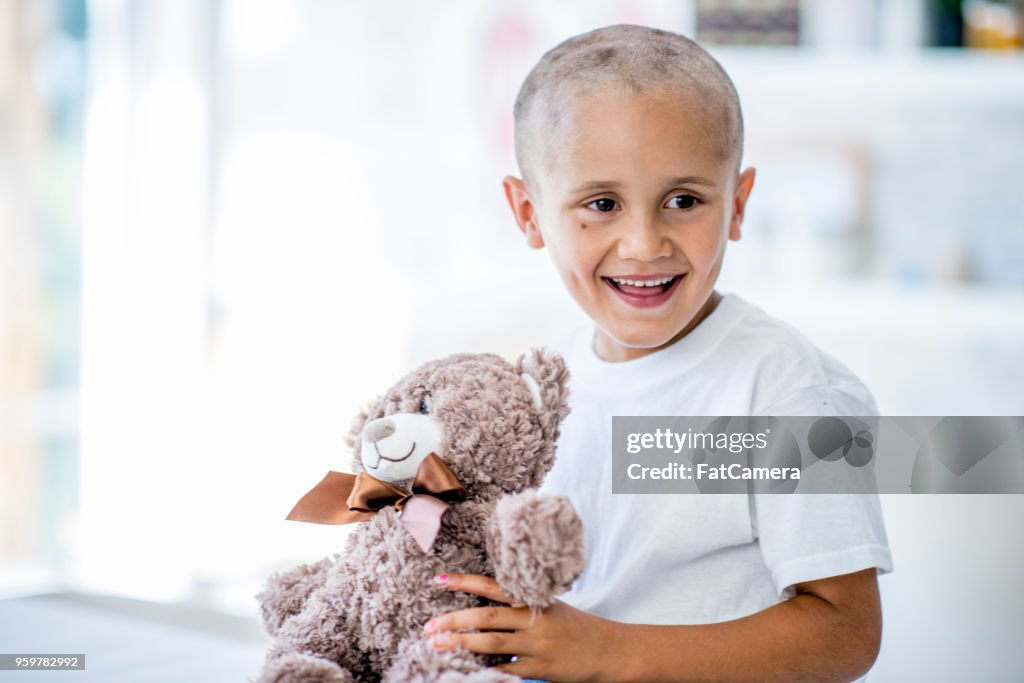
[360,413,445,483]
[372,440,416,464]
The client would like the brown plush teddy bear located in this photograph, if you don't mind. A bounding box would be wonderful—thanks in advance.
[254,349,584,683]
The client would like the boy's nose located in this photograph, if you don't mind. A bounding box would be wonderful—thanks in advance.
[616,216,672,261]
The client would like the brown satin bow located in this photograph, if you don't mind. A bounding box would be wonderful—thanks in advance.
[286,452,466,525]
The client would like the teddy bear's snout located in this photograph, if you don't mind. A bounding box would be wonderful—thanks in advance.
[358,412,445,482]
[362,418,396,443]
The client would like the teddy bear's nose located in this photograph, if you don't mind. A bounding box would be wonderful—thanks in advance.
[362,418,396,443]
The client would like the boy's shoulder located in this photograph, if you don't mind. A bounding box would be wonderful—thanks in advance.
[552,293,878,415]
[717,294,879,415]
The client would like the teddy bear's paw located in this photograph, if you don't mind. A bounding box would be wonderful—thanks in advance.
[256,651,354,683]
[488,490,585,608]
[256,557,335,636]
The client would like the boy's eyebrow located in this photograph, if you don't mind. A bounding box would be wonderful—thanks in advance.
[568,176,716,194]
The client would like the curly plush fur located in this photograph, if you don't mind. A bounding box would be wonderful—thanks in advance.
[254,349,584,682]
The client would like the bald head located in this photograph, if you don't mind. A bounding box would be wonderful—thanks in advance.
[513,24,744,197]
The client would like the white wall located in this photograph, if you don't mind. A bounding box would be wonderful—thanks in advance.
[874,496,1024,682]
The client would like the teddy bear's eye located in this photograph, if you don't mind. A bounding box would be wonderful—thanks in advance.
[418,396,430,415]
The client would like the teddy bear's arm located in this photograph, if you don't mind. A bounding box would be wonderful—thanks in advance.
[485,490,585,608]
[256,556,334,637]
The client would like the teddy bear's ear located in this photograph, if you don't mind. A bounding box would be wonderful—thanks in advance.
[516,347,571,443]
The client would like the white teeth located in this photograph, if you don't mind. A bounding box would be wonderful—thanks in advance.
[610,276,675,287]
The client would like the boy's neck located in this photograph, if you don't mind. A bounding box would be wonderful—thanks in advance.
[595,290,723,363]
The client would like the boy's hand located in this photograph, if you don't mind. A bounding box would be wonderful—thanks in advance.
[425,568,882,683]
[424,572,623,683]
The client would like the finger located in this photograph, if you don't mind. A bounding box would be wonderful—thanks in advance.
[424,604,532,635]
[430,629,525,656]
[493,656,547,680]
[435,573,518,604]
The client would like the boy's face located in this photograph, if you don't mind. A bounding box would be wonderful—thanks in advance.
[504,85,756,362]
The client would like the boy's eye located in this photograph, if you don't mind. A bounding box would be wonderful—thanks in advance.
[586,195,699,212]
[586,198,618,213]
[668,194,699,210]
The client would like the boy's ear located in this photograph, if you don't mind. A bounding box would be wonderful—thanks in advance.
[503,175,545,249]
[729,166,756,242]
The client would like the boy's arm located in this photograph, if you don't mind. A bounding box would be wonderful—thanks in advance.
[614,567,882,683]
[428,567,881,683]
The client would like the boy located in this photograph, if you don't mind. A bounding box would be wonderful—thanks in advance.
[424,24,892,683]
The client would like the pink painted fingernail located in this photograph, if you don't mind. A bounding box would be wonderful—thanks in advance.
[423,619,437,635]
[432,632,454,648]
[434,574,448,585]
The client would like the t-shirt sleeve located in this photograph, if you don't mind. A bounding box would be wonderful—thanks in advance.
[752,383,894,598]
[754,493,893,599]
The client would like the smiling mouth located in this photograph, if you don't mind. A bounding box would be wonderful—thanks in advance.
[367,441,417,470]
[602,274,685,294]
[600,273,686,309]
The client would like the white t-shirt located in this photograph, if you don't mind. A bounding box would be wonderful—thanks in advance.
[539,292,894,632]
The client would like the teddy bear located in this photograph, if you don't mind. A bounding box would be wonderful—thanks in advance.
[254,348,585,683]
